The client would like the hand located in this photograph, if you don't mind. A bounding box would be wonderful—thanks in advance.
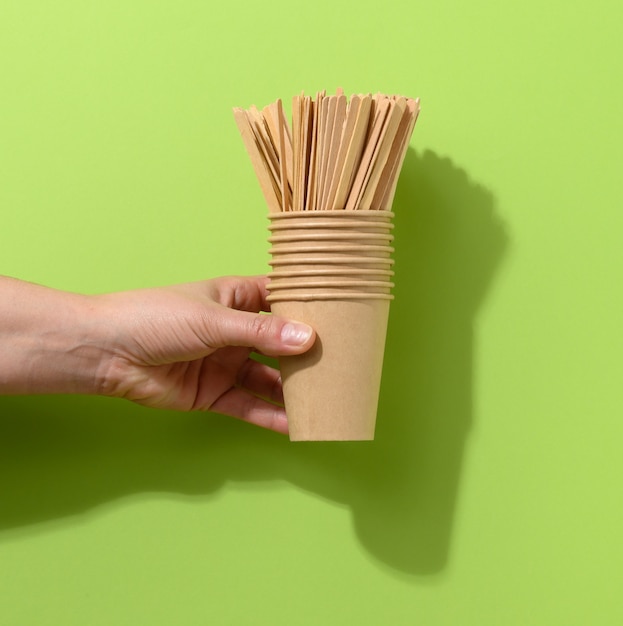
[0,275,315,435]
[94,276,315,434]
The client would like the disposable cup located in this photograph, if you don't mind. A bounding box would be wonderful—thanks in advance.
[268,210,394,226]
[267,278,394,290]
[268,232,394,244]
[268,213,394,239]
[268,280,394,301]
[268,243,395,258]
[268,220,393,238]
[270,298,391,440]
[268,258,395,273]
[268,268,395,279]
[269,209,393,217]
[266,210,396,441]
[267,271,394,294]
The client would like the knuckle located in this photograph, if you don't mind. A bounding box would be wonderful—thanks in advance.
[248,314,275,345]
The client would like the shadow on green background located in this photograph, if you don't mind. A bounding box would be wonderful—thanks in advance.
[0,150,507,576]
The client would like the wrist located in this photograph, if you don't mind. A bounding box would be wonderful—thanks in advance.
[0,277,113,396]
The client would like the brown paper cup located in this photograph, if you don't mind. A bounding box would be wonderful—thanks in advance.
[268,210,394,227]
[267,278,395,291]
[268,213,394,239]
[267,278,394,299]
[268,268,395,279]
[266,210,396,441]
[270,298,391,441]
[269,260,395,277]
[268,232,394,244]
[268,221,393,238]
[268,239,394,259]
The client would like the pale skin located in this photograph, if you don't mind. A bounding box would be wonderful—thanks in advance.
[0,275,315,435]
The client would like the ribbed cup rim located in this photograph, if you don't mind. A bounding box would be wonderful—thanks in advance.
[267,292,395,302]
[269,244,395,255]
[267,212,395,241]
[267,279,394,290]
[268,220,394,230]
[266,211,396,303]
[268,256,395,266]
[268,210,394,219]
[268,268,395,278]
[268,232,394,243]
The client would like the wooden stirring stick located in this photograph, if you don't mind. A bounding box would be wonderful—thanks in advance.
[234,90,419,212]
[305,91,324,211]
[344,96,391,210]
[320,93,346,211]
[291,95,303,211]
[263,100,294,196]
[372,98,420,211]
[247,106,281,196]
[329,94,372,210]
[359,97,408,211]
[298,95,313,211]
[315,96,334,210]
[233,108,281,212]
[276,99,291,211]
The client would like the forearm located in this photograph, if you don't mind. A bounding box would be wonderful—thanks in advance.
[0,276,110,395]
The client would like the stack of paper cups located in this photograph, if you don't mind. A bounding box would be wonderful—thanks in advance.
[266,210,395,441]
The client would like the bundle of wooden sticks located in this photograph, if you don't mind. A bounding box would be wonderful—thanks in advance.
[233,89,420,212]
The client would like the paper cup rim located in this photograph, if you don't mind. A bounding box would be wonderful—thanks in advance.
[267,232,394,244]
[268,210,394,219]
[267,279,395,290]
[268,220,394,232]
[268,268,395,278]
[267,218,395,230]
[269,244,395,255]
[268,256,395,266]
[267,232,395,243]
[266,292,395,302]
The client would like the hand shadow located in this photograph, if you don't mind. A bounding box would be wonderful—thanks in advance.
[0,149,508,577]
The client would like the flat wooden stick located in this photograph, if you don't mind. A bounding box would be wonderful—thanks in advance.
[277,99,291,211]
[324,94,360,211]
[316,96,337,211]
[359,97,408,211]
[305,91,323,211]
[299,96,313,211]
[234,90,420,214]
[330,94,372,210]
[344,96,391,210]
[377,97,421,211]
[263,100,294,193]
[247,106,281,194]
[291,95,301,211]
[369,98,413,210]
[233,108,281,212]
[320,93,347,211]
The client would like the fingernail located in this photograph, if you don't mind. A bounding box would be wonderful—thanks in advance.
[281,322,313,346]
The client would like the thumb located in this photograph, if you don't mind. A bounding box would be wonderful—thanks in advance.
[210,307,316,356]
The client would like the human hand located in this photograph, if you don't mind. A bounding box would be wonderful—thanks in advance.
[0,274,314,435]
[93,276,315,434]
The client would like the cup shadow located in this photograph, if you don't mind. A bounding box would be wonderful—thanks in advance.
[276,149,509,573]
[0,149,508,576]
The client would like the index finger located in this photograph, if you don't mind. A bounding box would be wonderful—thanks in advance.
[207,275,272,313]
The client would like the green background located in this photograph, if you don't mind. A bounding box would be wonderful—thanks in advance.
[1,0,621,624]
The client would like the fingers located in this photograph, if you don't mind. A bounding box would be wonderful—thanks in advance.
[209,387,289,435]
[167,275,316,357]
[203,355,288,434]
[236,358,284,404]
[209,307,315,357]
[208,275,272,313]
